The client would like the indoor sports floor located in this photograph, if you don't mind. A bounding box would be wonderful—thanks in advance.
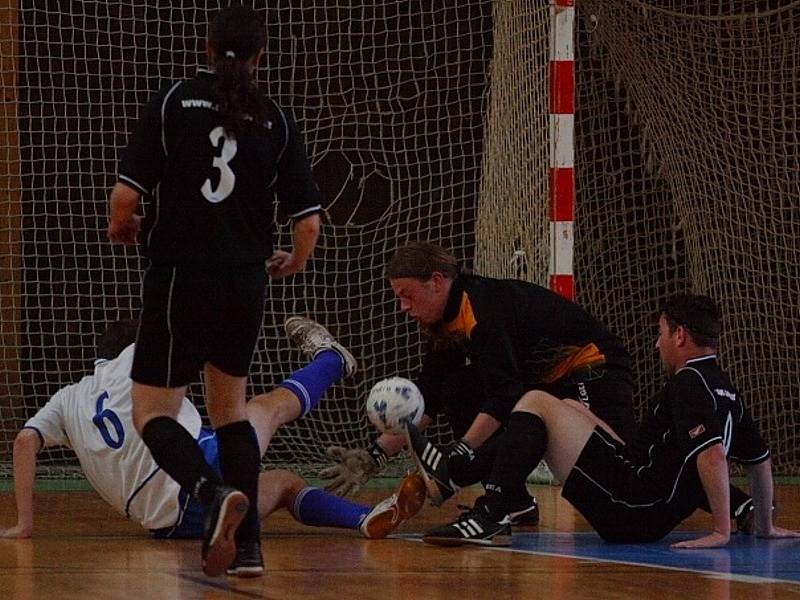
[1,482,799,599]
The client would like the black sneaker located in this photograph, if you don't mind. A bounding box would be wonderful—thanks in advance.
[471,494,539,527]
[226,540,264,578]
[734,499,775,535]
[734,498,754,535]
[403,423,457,506]
[201,486,249,577]
[509,499,539,527]
[423,503,512,547]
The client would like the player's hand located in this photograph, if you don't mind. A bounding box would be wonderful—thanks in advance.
[319,444,387,497]
[756,525,800,539]
[671,531,729,549]
[107,214,142,245]
[0,523,32,539]
[267,250,306,279]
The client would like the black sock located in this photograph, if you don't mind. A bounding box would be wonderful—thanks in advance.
[216,420,261,543]
[450,435,501,487]
[141,416,221,505]
[484,411,548,516]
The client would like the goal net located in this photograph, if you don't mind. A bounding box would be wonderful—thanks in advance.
[0,1,499,479]
[1,0,799,481]
[573,0,800,475]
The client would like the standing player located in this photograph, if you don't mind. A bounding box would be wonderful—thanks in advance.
[0,318,426,576]
[107,6,321,576]
[321,241,636,524]
[420,294,797,547]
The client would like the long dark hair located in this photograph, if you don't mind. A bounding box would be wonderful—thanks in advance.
[386,242,460,281]
[208,5,268,136]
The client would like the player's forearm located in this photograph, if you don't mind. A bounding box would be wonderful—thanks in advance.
[289,213,321,268]
[12,430,41,534]
[745,458,775,534]
[696,443,731,539]
[462,412,501,449]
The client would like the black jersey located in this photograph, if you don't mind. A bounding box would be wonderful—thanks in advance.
[118,69,322,266]
[416,274,631,423]
[629,355,769,513]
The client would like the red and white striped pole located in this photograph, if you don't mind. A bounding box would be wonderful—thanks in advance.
[548,0,576,301]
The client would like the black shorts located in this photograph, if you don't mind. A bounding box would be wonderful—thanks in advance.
[538,366,636,443]
[131,262,268,387]
[561,426,690,543]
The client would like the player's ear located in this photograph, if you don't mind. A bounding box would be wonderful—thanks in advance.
[675,324,689,346]
[206,39,217,62]
[430,271,445,292]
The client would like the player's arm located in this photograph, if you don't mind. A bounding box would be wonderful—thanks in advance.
[462,412,501,449]
[671,442,730,549]
[267,213,321,279]
[744,458,800,538]
[319,414,434,497]
[107,182,142,245]
[460,321,521,450]
[0,428,42,538]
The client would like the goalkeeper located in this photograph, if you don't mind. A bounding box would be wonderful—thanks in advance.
[321,241,636,525]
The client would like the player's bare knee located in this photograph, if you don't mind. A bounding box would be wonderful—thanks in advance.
[514,390,556,414]
[265,469,306,494]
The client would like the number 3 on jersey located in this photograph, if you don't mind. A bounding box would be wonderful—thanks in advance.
[201,125,238,203]
[92,391,125,449]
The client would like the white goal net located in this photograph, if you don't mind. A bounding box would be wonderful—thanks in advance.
[1,1,799,481]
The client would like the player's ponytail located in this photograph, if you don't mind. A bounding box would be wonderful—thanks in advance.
[208,6,268,136]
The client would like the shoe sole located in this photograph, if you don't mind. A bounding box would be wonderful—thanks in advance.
[284,317,358,378]
[226,565,265,578]
[423,533,512,547]
[403,428,447,507]
[363,474,427,539]
[328,342,358,378]
[202,492,249,577]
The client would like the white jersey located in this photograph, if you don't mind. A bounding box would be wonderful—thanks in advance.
[24,343,202,530]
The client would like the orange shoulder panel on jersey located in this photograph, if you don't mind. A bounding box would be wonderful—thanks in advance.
[543,342,606,383]
[442,292,478,339]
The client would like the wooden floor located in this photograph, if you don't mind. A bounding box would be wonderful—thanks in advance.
[2,483,800,599]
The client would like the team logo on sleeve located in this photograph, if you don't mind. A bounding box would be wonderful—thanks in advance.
[688,424,706,439]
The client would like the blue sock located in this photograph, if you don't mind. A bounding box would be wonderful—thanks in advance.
[279,349,344,416]
[292,487,370,529]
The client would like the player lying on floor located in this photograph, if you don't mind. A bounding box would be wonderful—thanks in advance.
[409,294,799,548]
[0,317,425,573]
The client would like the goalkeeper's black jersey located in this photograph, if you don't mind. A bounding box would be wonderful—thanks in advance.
[417,274,631,423]
[118,69,321,267]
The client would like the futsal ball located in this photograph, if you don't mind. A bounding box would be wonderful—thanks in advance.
[366,377,425,434]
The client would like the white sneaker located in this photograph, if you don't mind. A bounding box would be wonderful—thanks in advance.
[284,316,357,378]
[359,473,427,539]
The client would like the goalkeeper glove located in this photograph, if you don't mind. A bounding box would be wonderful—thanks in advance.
[318,440,389,497]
